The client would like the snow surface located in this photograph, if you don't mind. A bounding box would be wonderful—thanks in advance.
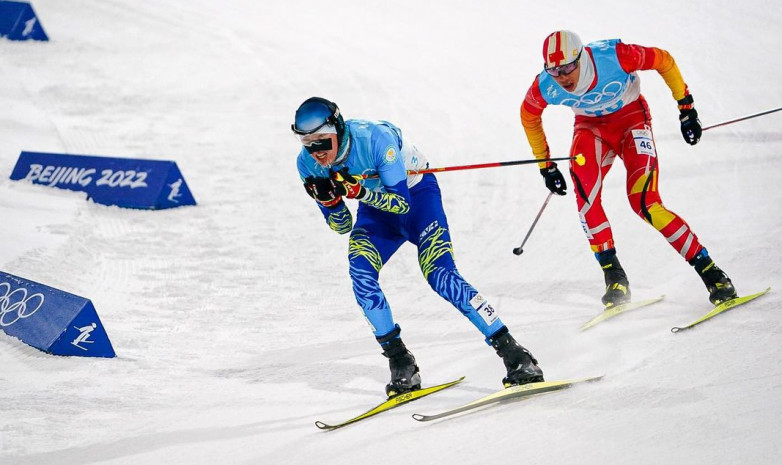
[1,1,781,463]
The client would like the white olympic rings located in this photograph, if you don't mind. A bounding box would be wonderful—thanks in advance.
[0,282,46,328]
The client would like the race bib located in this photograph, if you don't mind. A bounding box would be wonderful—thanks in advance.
[632,129,656,157]
[470,294,499,326]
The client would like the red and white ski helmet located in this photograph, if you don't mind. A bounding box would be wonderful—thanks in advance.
[542,30,583,69]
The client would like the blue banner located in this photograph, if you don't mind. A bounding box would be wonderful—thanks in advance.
[10,151,197,209]
[0,1,48,41]
[0,271,116,358]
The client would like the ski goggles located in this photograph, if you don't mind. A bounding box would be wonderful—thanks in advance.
[291,113,339,136]
[292,119,330,135]
[545,51,581,77]
[300,135,333,154]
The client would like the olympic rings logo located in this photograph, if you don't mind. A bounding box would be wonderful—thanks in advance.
[560,80,625,108]
[0,282,45,328]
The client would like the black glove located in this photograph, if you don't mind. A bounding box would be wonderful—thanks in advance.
[303,176,340,204]
[332,167,368,200]
[540,162,567,196]
[678,95,702,145]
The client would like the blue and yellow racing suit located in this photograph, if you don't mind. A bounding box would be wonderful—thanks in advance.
[297,119,506,343]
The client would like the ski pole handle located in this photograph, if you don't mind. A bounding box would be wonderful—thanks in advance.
[513,192,553,256]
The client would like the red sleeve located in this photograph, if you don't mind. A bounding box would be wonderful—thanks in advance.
[616,42,690,102]
[615,42,658,73]
[522,78,548,117]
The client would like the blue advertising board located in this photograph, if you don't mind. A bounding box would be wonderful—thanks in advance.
[10,151,197,209]
[0,271,116,358]
[0,1,48,41]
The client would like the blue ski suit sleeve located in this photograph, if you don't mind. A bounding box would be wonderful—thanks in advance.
[357,124,411,214]
[317,201,353,234]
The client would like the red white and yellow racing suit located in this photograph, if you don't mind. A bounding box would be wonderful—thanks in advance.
[521,39,703,261]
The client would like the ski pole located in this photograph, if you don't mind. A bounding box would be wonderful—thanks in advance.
[702,106,782,131]
[361,154,586,179]
[512,192,553,256]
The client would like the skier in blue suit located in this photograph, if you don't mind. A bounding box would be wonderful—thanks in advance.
[293,97,543,396]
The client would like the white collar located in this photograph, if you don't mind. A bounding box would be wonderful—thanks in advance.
[571,48,595,96]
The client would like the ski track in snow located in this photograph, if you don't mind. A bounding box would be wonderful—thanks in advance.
[1,1,781,464]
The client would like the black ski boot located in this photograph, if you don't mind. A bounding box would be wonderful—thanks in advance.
[689,249,737,305]
[489,327,544,388]
[379,335,421,398]
[597,249,631,307]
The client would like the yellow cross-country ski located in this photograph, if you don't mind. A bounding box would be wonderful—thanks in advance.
[411,375,603,422]
[580,296,665,331]
[671,287,771,333]
[315,376,464,430]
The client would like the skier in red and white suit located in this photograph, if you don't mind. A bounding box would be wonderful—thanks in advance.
[520,30,737,306]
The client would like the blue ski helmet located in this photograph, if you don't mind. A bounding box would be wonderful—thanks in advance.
[292,97,345,142]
